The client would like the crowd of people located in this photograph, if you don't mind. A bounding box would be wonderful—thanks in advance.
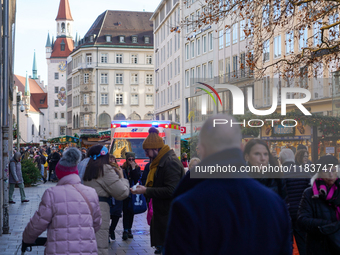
[14,114,340,254]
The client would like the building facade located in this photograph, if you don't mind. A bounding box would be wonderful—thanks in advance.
[152,0,254,135]
[46,0,74,138]
[151,0,182,124]
[13,70,48,145]
[67,10,154,136]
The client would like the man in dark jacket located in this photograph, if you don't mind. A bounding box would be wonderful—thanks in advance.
[164,115,292,255]
[47,147,60,182]
[280,148,310,255]
[131,127,184,254]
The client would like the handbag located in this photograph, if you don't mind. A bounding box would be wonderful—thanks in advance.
[147,198,153,225]
[128,178,147,214]
[319,222,340,252]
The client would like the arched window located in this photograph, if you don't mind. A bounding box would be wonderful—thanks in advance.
[144,112,153,120]
[128,112,141,120]
[98,113,111,128]
[114,113,126,120]
[73,115,75,129]
[32,125,34,135]
[67,23,70,34]
[76,115,79,128]
[61,23,65,33]
[39,125,41,136]
[57,23,60,33]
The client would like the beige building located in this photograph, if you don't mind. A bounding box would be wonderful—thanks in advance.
[67,10,154,135]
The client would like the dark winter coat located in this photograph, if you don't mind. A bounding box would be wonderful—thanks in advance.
[164,148,292,255]
[9,157,23,184]
[122,162,141,187]
[145,149,185,247]
[283,161,311,220]
[298,186,340,255]
[48,152,60,171]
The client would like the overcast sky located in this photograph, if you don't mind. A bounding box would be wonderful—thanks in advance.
[14,0,159,85]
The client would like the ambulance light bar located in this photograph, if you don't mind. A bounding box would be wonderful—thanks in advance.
[152,122,159,127]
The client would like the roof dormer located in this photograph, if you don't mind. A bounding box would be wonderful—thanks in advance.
[119,35,125,43]
[132,35,138,43]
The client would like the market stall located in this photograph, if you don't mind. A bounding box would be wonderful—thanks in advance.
[48,135,79,149]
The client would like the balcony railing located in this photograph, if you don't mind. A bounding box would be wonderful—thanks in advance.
[215,68,254,84]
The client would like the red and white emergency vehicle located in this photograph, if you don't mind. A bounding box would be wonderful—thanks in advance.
[109,120,181,170]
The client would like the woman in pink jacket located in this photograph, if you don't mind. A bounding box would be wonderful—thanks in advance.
[23,147,102,255]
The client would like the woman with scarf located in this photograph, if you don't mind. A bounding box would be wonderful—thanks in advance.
[83,145,130,255]
[298,155,340,255]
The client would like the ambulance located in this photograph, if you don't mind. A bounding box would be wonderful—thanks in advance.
[109,120,181,170]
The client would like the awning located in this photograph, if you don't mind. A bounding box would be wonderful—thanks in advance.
[82,139,111,145]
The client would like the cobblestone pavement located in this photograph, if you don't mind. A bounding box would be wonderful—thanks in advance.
[0,182,156,255]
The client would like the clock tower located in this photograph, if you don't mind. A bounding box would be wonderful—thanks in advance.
[46,0,74,139]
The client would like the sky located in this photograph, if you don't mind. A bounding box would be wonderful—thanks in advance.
[14,0,159,85]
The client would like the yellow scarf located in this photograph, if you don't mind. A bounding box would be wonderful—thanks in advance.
[145,145,170,187]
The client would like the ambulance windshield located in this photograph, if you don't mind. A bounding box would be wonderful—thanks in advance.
[111,139,148,159]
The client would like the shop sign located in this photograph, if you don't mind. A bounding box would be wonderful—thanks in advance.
[326,147,335,154]
[80,129,97,134]
[180,127,186,134]
[262,135,311,140]
[272,125,295,136]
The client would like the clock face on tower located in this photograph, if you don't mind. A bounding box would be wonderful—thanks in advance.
[58,61,66,72]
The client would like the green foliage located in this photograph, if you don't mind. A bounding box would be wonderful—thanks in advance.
[181,134,200,160]
[21,159,40,186]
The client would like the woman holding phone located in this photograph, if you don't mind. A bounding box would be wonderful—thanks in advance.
[121,152,141,240]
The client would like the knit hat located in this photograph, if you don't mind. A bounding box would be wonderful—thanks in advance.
[55,147,81,180]
[142,127,164,149]
[125,152,135,160]
[316,155,339,170]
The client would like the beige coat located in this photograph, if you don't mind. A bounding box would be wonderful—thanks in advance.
[84,164,130,255]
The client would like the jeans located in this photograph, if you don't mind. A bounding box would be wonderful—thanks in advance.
[9,183,26,201]
[41,164,44,180]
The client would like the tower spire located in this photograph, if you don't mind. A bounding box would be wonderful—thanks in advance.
[45,32,51,47]
[32,50,38,79]
[56,0,73,21]
[24,71,30,96]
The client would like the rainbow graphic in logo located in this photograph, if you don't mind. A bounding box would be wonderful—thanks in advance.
[196,82,223,110]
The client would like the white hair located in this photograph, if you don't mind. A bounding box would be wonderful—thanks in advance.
[199,114,242,158]
[279,148,295,164]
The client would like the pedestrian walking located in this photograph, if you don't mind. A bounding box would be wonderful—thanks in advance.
[244,139,287,200]
[280,149,310,255]
[47,147,60,182]
[9,152,29,204]
[131,127,184,254]
[298,155,340,255]
[164,115,292,255]
[22,147,102,255]
[121,152,141,240]
[83,145,130,255]
[108,155,124,241]
[181,153,189,169]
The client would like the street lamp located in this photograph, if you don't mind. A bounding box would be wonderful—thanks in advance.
[16,91,25,150]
